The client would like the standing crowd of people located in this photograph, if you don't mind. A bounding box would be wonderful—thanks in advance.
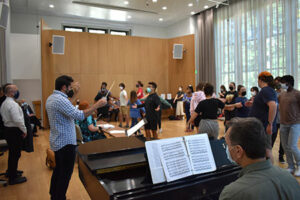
[1,71,300,200]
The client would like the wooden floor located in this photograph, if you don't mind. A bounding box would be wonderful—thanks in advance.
[1,119,299,200]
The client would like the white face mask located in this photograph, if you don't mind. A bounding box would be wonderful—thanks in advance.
[251,91,256,96]
[120,86,123,90]
[179,88,182,91]
[280,83,288,90]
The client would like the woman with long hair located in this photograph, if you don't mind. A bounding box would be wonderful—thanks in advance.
[128,90,145,135]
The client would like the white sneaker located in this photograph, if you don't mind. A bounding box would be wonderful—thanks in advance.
[159,128,163,133]
[294,167,300,177]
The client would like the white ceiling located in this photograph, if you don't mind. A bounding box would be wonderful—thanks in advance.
[10,0,219,27]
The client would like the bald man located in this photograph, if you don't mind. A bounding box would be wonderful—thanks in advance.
[0,84,27,185]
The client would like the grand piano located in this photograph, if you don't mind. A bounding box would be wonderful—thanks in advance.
[78,136,241,200]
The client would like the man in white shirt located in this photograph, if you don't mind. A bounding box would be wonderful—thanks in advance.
[119,83,129,128]
[0,84,27,185]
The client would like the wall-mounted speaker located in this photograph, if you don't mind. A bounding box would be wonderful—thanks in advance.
[173,44,184,59]
[0,0,9,30]
[52,35,65,55]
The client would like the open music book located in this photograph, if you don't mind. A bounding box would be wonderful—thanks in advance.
[145,134,216,184]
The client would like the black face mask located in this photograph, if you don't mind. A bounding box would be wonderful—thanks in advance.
[241,91,247,96]
[67,89,74,98]
[14,90,20,99]
[229,86,234,91]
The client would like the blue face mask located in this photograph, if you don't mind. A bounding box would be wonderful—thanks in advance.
[14,90,20,99]
[146,87,151,93]
[226,145,237,165]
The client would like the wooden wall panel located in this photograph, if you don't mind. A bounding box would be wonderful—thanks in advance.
[41,26,194,127]
[168,35,195,96]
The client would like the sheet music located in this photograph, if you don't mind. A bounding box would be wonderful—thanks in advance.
[97,124,115,129]
[167,93,172,100]
[158,138,192,182]
[161,94,166,99]
[145,141,166,184]
[184,134,216,175]
[108,130,125,134]
[126,119,146,137]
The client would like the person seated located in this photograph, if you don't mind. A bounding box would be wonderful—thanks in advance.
[219,117,300,200]
[76,101,106,142]
[19,99,44,136]
[108,98,120,122]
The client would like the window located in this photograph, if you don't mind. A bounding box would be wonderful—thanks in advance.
[215,0,300,92]
[88,28,107,34]
[110,30,128,36]
[63,26,84,32]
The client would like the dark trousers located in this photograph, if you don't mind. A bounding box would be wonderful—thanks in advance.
[50,145,76,200]
[4,127,23,180]
[158,110,162,129]
[272,123,285,157]
[30,115,41,133]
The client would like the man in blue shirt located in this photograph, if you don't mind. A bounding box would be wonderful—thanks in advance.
[46,75,106,200]
[248,71,277,163]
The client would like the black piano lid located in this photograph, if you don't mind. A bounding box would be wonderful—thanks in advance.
[93,138,239,196]
[98,164,240,198]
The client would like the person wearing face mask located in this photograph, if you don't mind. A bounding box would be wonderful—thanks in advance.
[219,85,227,98]
[94,82,118,120]
[223,82,238,129]
[133,82,160,140]
[136,81,144,100]
[278,75,300,176]
[248,71,277,164]
[233,85,249,118]
[272,77,285,164]
[0,84,27,185]
[183,85,194,132]
[220,117,300,200]
[173,86,185,119]
[46,75,107,200]
[118,83,129,128]
[249,86,259,102]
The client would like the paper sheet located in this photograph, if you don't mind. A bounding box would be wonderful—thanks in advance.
[126,119,146,137]
[145,141,166,184]
[108,130,126,134]
[97,124,115,129]
[161,94,166,99]
[158,138,192,182]
[167,93,172,100]
[184,134,216,174]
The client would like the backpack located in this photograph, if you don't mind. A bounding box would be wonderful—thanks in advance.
[46,148,56,169]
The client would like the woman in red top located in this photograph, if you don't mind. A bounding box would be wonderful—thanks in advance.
[136,81,144,100]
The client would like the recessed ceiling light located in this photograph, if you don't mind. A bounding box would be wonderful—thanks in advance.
[188,3,193,7]
[191,11,195,15]
[152,0,158,2]
[159,18,163,21]
[127,15,132,19]
[49,4,54,8]
[162,6,167,10]
[124,1,129,5]
[204,5,209,9]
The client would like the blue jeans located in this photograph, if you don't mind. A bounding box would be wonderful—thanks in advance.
[131,118,141,134]
[280,124,300,169]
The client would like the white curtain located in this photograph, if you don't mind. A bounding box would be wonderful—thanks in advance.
[214,0,300,92]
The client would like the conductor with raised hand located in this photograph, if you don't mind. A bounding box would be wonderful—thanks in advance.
[46,75,107,200]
